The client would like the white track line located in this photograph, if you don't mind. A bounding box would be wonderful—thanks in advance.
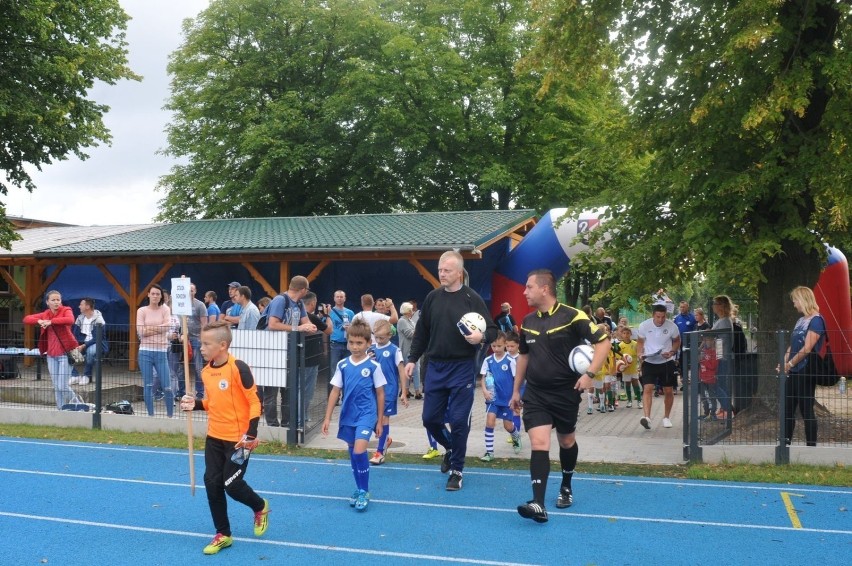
[0,510,538,565]
[1,467,850,536]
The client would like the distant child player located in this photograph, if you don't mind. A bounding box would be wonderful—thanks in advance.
[322,319,386,511]
[505,332,523,443]
[369,320,408,464]
[698,334,720,419]
[179,320,269,556]
[479,332,522,460]
[618,326,642,408]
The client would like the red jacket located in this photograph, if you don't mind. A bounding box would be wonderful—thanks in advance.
[23,306,78,356]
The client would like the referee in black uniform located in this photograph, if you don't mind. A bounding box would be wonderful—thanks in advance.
[510,269,610,523]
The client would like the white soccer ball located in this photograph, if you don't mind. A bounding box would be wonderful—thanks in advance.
[457,312,487,336]
[569,344,595,375]
[623,354,633,365]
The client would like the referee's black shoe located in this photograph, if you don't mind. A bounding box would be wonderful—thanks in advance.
[440,450,453,473]
[555,487,573,509]
[517,500,548,523]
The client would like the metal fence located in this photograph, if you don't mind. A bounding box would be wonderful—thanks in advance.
[683,329,851,464]
[0,324,331,445]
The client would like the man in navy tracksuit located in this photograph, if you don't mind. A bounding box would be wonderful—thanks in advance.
[405,251,497,491]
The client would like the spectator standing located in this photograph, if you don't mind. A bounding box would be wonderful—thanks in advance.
[636,304,681,430]
[327,290,355,375]
[353,294,398,341]
[257,296,272,314]
[710,295,735,420]
[594,307,616,331]
[71,297,109,386]
[263,276,316,427]
[187,284,209,399]
[673,301,697,387]
[222,282,243,327]
[300,292,332,427]
[494,302,518,333]
[397,302,422,399]
[23,290,78,409]
[205,291,222,324]
[136,284,174,417]
[694,307,711,331]
[781,286,826,446]
[405,250,497,491]
[510,269,610,523]
[235,286,260,331]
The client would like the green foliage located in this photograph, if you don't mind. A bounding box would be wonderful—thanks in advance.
[157,0,639,220]
[0,0,138,247]
[529,1,851,323]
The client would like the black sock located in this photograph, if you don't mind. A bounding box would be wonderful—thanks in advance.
[530,450,550,504]
[560,443,578,491]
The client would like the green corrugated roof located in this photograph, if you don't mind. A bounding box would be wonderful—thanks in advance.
[35,210,536,256]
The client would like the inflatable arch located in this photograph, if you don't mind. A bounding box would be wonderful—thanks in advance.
[492,209,852,373]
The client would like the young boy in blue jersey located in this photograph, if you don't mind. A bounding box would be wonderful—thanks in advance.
[369,320,408,465]
[322,319,386,511]
[479,332,522,460]
[504,332,523,444]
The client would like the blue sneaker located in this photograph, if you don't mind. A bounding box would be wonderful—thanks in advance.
[349,489,360,507]
[354,489,370,511]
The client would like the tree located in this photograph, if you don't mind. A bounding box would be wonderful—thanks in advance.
[0,0,138,247]
[528,1,850,338]
[158,0,637,219]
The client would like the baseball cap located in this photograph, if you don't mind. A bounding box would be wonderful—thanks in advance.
[228,281,241,288]
[501,302,511,312]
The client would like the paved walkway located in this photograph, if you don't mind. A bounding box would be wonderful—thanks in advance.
[306,386,686,465]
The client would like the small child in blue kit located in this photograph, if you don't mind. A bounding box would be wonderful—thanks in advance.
[369,319,409,465]
[478,332,522,461]
[322,319,386,510]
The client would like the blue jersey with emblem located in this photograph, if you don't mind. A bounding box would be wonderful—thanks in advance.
[331,356,387,427]
[373,342,403,413]
[479,353,516,406]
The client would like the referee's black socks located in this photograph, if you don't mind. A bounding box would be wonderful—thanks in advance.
[530,450,550,504]
[560,443,578,491]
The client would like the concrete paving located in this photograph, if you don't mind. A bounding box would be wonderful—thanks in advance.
[306,385,687,465]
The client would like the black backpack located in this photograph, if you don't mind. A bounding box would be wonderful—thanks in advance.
[732,321,748,355]
[0,356,17,380]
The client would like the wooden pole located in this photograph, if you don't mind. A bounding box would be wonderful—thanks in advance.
[183,313,195,495]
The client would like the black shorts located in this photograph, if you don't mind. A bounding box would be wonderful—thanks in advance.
[521,383,581,435]
[640,360,678,388]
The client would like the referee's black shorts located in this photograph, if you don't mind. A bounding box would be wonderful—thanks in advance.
[521,383,581,435]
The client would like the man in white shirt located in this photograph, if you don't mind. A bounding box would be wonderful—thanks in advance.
[636,303,681,430]
[352,294,398,341]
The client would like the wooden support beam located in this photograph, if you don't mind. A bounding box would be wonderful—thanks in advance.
[0,267,24,301]
[408,259,440,289]
[96,264,131,304]
[279,261,290,294]
[37,265,65,298]
[305,260,329,283]
[241,262,276,298]
[136,262,174,305]
[128,264,139,371]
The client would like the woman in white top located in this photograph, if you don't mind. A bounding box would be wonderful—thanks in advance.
[137,284,173,417]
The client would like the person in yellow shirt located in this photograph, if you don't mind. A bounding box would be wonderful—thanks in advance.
[180,321,269,555]
[617,326,642,408]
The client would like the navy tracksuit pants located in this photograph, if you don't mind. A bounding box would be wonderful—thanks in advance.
[421,358,476,472]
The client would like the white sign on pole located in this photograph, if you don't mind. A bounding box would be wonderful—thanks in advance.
[171,277,193,316]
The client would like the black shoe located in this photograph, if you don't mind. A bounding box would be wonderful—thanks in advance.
[440,450,453,474]
[517,500,548,523]
[266,421,280,427]
[555,487,573,509]
[446,470,463,491]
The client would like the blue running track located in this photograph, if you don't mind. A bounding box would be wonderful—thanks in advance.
[0,437,849,564]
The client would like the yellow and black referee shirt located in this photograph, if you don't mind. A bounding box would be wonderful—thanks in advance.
[519,303,608,390]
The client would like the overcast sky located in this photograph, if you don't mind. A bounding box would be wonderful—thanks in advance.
[9,0,210,226]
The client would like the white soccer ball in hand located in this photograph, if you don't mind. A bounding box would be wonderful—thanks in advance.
[457,312,487,336]
[569,344,595,375]
[623,354,633,365]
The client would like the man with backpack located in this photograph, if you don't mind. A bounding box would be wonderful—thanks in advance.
[494,302,518,334]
